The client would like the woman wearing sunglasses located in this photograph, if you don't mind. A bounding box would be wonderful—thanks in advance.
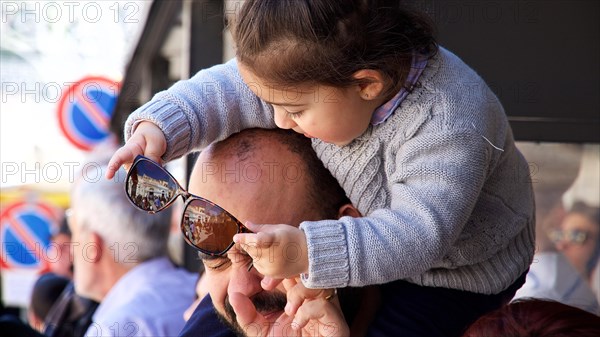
[551,201,600,289]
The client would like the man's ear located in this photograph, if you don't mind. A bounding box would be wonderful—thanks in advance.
[89,232,104,264]
[338,204,362,219]
[352,69,386,101]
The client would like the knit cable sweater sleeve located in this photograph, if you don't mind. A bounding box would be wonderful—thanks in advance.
[300,128,495,289]
[124,59,276,161]
[300,47,534,293]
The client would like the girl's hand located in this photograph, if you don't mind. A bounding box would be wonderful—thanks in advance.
[234,222,309,279]
[284,279,333,317]
[285,278,348,337]
[106,121,167,179]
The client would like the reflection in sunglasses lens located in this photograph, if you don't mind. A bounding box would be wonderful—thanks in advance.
[127,160,178,213]
[182,199,240,254]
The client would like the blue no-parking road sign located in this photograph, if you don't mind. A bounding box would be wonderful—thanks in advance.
[57,76,120,151]
[1,201,57,271]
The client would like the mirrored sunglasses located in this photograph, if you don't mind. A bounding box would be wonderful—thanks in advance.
[125,155,249,256]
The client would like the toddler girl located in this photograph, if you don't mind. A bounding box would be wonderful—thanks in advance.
[108,1,535,335]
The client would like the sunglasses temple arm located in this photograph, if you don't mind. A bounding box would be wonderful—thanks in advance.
[247,261,254,272]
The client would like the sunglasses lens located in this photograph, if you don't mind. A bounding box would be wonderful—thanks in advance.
[548,229,589,245]
[548,230,562,244]
[126,159,178,213]
[182,199,241,254]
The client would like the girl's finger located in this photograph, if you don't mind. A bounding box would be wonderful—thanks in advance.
[233,233,257,246]
[243,221,293,237]
[281,277,299,291]
[243,221,276,233]
[285,283,329,316]
[106,145,139,179]
[293,298,347,336]
[234,231,276,248]
[261,276,283,290]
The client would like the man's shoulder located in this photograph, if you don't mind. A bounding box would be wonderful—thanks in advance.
[123,266,196,307]
[127,258,197,289]
[85,314,160,337]
[89,302,187,337]
[89,262,195,336]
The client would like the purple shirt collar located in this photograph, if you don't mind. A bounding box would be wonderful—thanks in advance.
[371,53,428,125]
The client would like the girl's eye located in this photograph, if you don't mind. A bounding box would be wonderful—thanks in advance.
[285,109,304,118]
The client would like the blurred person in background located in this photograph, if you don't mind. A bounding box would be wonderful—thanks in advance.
[46,216,74,279]
[0,316,43,337]
[68,166,196,337]
[183,270,209,322]
[41,139,119,337]
[42,281,99,337]
[0,272,69,337]
[560,144,600,305]
[551,201,600,289]
[513,144,599,314]
[28,273,70,332]
[462,298,600,337]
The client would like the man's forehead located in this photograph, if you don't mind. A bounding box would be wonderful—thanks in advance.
[192,155,302,184]
[190,158,309,222]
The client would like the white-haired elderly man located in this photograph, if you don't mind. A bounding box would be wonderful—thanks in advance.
[68,168,196,337]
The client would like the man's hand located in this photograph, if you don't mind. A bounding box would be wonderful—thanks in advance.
[229,291,297,337]
[229,279,349,337]
[106,121,167,179]
[234,222,309,279]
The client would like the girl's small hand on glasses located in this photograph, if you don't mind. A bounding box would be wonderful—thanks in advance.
[106,121,167,179]
[233,221,309,279]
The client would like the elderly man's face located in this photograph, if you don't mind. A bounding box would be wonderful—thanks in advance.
[67,210,100,301]
[188,140,320,333]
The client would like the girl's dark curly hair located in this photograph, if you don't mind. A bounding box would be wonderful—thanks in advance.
[232,0,437,100]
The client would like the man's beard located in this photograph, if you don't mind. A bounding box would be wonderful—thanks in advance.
[216,290,287,337]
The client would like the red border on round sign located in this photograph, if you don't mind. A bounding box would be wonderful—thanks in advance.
[57,76,121,151]
[0,201,58,271]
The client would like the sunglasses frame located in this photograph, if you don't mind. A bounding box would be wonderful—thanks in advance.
[125,155,249,256]
[547,228,589,245]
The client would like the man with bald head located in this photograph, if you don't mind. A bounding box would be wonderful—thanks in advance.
[179,128,525,337]
[181,128,364,337]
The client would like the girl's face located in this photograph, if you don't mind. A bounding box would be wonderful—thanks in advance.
[239,64,379,146]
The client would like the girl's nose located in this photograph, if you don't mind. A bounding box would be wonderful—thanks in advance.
[273,107,297,129]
